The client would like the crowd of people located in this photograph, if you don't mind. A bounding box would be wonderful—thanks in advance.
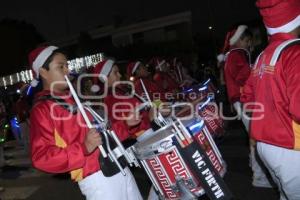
[0,0,300,199]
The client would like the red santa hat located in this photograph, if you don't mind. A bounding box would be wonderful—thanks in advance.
[93,59,115,83]
[217,25,248,63]
[127,61,141,76]
[28,46,58,87]
[256,0,300,35]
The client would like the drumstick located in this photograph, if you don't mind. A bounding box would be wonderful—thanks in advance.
[139,79,152,104]
[177,65,183,82]
[65,75,107,158]
[177,119,193,140]
[139,79,168,126]
[172,122,189,146]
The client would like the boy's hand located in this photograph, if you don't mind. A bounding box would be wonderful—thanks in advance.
[84,128,102,154]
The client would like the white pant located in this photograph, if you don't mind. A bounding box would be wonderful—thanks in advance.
[78,167,143,200]
[233,102,272,187]
[250,145,272,188]
[257,142,300,200]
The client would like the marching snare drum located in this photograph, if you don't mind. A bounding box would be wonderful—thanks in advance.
[179,79,224,139]
[132,118,227,200]
[176,95,224,139]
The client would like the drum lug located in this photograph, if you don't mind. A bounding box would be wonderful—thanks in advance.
[126,146,140,168]
[170,176,197,200]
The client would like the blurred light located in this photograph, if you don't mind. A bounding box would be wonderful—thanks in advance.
[16,89,21,94]
[187,120,205,135]
[198,86,208,91]
[4,124,9,129]
[208,26,213,30]
[203,78,211,86]
[198,96,212,110]
[129,76,135,82]
[27,86,32,96]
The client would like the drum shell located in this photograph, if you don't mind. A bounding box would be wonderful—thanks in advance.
[134,120,226,199]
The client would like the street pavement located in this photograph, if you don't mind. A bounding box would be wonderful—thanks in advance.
[0,120,279,200]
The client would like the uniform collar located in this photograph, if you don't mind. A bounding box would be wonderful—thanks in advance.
[35,90,71,100]
[269,33,298,43]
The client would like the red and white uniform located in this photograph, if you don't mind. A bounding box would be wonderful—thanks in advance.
[241,33,300,149]
[30,90,100,182]
[30,90,143,200]
[241,33,300,200]
[224,48,251,103]
[242,0,300,197]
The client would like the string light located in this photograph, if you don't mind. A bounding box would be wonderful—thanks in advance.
[17,73,20,82]
[20,71,26,83]
[0,53,104,87]
[9,75,13,85]
[2,78,6,88]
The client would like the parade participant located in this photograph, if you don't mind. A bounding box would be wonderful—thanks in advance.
[218,25,253,130]
[93,59,154,139]
[94,59,160,200]
[241,0,300,199]
[151,58,180,94]
[127,61,168,102]
[220,25,273,188]
[219,25,252,108]
[29,46,142,200]
[169,57,196,88]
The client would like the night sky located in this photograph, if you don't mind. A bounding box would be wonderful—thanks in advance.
[0,0,260,41]
[0,0,260,76]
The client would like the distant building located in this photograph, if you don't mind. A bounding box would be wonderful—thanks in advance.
[55,11,193,59]
[0,11,193,87]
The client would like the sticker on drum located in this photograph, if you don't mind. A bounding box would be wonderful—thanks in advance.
[184,118,226,176]
[141,146,205,199]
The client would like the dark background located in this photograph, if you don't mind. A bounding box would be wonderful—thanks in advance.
[0,0,261,76]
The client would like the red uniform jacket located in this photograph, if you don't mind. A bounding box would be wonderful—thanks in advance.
[30,90,100,182]
[104,88,151,139]
[134,77,167,102]
[224,48,251,103]
[153,72,179,93]
[241,33,300,150]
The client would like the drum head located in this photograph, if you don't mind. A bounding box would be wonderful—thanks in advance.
[134,123,176,159]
